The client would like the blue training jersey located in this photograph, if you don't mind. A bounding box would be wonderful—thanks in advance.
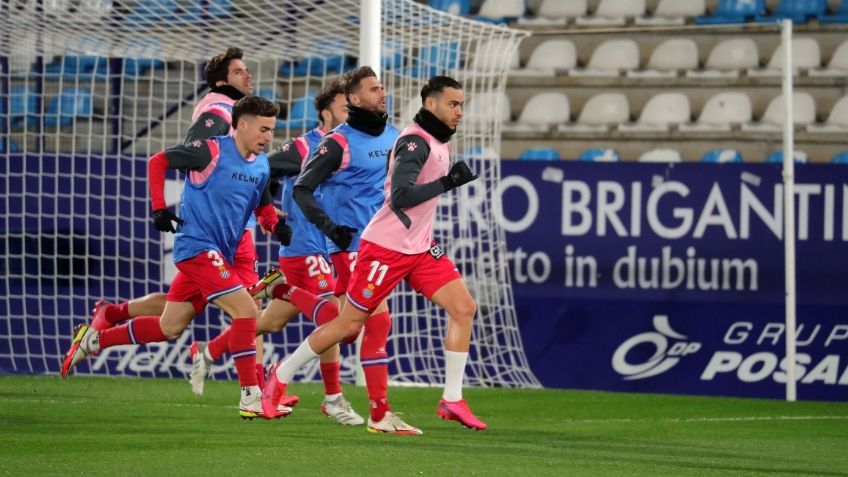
[173,135,270,264]
[279,127,330,258]
[321,123,399,254]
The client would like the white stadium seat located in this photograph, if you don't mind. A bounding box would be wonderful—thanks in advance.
[810,39,848,77]
[742,92,816,132]
[576,0,646,26]
[519,0,587,25]
[639,148,684,162]
[472,39,520,71]
[559,93,630,132]
[807,95,848,133]
[628,38,698,78]
[748,38,821,77]
[570,39,640,77]
[511,39,577,76]
[466,91,511,125]
[687,38,759,79]
[680,92,752,132]
[477,0,525,21]
[619,92,691,132]
[504,92,570,132]
[636,0,706,25]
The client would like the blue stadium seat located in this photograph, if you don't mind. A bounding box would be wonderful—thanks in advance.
[44,88,93,127]
[257,89,277,101]
[125,0,179,24]
[700,149,744,163]
[44,55,106,77]
[518,147,560,161]
[10,86,38,127]
[186,0,232,16]
[275,91,319,130]
[765,150,808,163]
[830,151,848,164]
[695,0,765,24]
[409,41,461,77]
[0,137,19,152]
[279,38,354,77]
[428,0,471,15]
[578,148,620,162]
[819,0,848,22]
[756,0,826,23]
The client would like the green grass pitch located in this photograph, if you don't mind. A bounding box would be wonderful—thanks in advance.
[1,375,847,476]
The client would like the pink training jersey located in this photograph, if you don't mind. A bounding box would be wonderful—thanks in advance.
[192,91,235,132]
[361,123,450,254]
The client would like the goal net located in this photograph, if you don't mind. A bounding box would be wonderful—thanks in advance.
[0,0,540,388]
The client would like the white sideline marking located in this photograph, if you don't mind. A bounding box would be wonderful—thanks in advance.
[559,415,848,424]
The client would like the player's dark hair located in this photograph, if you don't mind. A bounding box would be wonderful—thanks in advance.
[314,79,345,115]
[231,96,279,128]
[420,76,463,104]
[205,47,244,89]
[342,66,378,101]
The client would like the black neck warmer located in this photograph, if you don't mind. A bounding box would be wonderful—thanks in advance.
[210,84,245,101]
[413,108,455,143]
[346,104,388,136]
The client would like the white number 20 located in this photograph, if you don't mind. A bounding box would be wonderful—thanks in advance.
[305,255,332,277]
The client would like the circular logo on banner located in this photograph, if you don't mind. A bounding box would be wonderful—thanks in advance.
[611,315,701,380]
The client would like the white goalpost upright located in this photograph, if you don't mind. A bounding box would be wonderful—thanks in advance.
[0,0,540,388]
[781,18,797,402]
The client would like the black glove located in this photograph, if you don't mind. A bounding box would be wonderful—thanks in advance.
[439,161,478,192]
[268,178,282,198]
[275,219,293,246]
[327,225,358,250]
[153,209,184,233]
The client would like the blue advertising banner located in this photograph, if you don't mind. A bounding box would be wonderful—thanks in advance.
[498,161,848,401]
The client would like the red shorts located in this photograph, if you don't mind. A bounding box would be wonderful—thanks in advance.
[344,240,462,313]
[233,230,259,287]
[279,254,336,297]
[167,251,244,307]
[330,251,359,297]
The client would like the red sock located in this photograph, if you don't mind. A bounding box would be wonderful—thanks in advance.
[255,363,267,391]
[105,302,130,325]
[99,316,168,348]
[207,327,231,361]
[229,318,257,387]
[285,288,339,326]
[361,311,391,421]
[320,361,342,396]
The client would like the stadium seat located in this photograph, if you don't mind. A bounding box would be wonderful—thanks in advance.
[578,148,621,162]
[748,38,821,76]
[700,149,744,163]
[687,38,759,78]
[619,92,690,132]
[809,39,848,76]
[504,92,570,132]
[186,0,232,16]
[428,0,471,15]
[742,92,816,132]
[576,0,646,26]
[756,0,826,23]
[680,92,752,132]
[125,0,179,24]
[476,0,526,23]
[462,146,500,160]
[627,39,698,78]
[818,0,848,22]
[257,89,277,101]
[512,39,577,76]
[570,39,639,77]
[472,39,520,71]
[408,41,461,77]
[830,151,848,163]
[518,0,586,25]
[559,93,629,132]
[639,148,683,162]
[518,147,560,161]
[695,0,766,23]
[276,91,319,130]
[765,150,809,163]
[636,0,706,25]
[807,95,848,133]
[10,86,38,128]
[43,87,92,127]
[465,92,511,126]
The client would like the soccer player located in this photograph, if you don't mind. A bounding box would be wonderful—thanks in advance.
[279,66,404,432]
[190,80,366,425]
[262,76,486,432]
[62,96,290,420]
[88,47,273,387]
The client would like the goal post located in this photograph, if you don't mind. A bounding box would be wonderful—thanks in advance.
[0,0,540,388]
